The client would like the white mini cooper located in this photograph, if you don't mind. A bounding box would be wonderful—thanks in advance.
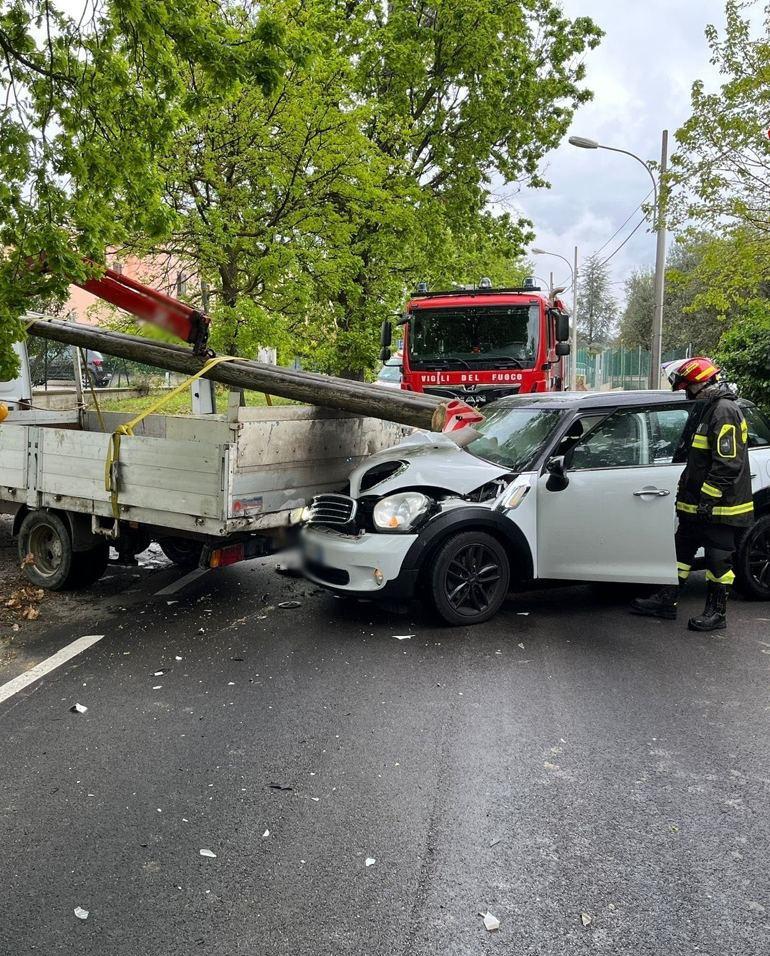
[301,391,770,625]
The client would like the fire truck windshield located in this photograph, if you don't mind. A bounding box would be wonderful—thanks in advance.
[408,305,540,369]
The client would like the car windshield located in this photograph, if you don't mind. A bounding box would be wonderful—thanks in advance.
[377,363,401,383]
[464,404,563,471]
[409,305,539,369]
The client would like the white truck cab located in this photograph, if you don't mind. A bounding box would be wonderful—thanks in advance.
[301,390,770,625]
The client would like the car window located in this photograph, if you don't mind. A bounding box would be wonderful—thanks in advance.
[646,407,692,463]
[744,405,770,447]
[568,405,692,470]
[570,409,647,469]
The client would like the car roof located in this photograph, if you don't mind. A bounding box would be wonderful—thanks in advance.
[493,389,689,410]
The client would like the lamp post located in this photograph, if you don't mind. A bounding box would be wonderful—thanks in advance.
[568,131,668,388]
[532,246,579,389]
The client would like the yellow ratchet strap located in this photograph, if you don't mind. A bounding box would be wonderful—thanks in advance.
[104,355,237,519]
[706,569,735,585]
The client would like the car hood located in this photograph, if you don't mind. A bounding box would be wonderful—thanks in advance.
[349,431,510,497]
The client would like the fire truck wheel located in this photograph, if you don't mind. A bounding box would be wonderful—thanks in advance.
[158,536,204,570]
[430,530,510,626]
[18,511,76,591]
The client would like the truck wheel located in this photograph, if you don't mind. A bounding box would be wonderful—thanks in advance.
[18,511,75,591]
[734,515,770,600]
[430,531,510,626]
[69,541,110,589]
[158,537,204,570]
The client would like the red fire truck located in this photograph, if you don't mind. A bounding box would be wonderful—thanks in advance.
[380,279,571,405]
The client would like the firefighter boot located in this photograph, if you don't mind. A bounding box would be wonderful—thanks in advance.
[687,581,728,632]
[630,585,680,620]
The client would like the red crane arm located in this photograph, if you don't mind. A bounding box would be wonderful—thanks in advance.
[77,266,211,354]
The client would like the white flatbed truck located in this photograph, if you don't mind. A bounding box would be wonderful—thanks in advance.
[0,340,407,589]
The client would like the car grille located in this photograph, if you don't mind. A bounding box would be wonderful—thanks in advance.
[305,494,357,529]
[422,384,521,405]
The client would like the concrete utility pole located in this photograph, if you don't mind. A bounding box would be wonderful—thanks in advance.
[572,245,579,389]
[569,131,668,388]
[650,130,668,388]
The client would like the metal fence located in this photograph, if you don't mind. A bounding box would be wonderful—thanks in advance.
[574,346,692,391]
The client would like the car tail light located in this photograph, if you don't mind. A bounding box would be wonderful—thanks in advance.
[209,543,245,568]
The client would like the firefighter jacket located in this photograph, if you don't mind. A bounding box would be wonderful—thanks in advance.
[676,385,754,527]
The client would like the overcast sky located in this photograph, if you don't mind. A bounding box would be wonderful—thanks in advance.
[510,0,741,303]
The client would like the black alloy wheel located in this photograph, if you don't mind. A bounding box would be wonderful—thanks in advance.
[735,515,770,600]
[430,531,510,626]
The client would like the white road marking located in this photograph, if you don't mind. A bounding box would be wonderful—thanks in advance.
[154,568,210,597]
[0,634,104,706]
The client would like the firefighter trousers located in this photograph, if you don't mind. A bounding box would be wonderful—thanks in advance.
[675,517,738,587]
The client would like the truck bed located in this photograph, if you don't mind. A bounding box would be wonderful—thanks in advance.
[0,406,409,537]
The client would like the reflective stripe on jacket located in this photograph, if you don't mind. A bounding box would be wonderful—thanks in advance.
[676,390,754,526]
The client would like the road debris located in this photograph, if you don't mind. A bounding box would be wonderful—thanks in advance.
[269,783,293,791]
[175,655,182,661]
[74,906,89,920]
[153,670,166,676]
[278,601,302,609]
[199,849,217,859]
[393,634,414,640]
[580,913,592,926]
[481,911,500,931]
[365,857,376,867]
[70,703,88,714]
[518,642,525,649]
[489,837,501,847]
[262,829,270,838]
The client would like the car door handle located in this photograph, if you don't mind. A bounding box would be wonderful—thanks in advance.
[633,488,670,497]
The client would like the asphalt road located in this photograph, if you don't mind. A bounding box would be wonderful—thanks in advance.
[1,557,768,956]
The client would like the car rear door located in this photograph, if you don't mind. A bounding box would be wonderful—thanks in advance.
[536,403,693,584]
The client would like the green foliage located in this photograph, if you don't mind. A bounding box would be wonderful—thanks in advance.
[618,239,725,353]
[576,254,616,347]
[715,304,770,411]
[0,0,601,379]
[0,0,283,379]
[671,2,770,234]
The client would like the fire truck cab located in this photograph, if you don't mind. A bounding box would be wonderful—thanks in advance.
[380,279,571,406]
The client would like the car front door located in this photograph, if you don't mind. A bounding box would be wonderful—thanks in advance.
[536,404,693,584]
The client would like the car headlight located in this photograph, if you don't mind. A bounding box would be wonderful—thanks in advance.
[373,492,432,532]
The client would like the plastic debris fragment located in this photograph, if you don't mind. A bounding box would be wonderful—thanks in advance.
[393,634,414,640]
[482,911,500,931]
[262,829,270,838]
[365,857,376,867]
[581,913,592,926]
[278,601,302,609]
[70,703,88,714]
[74,906,89,920]
[199,849,217,859]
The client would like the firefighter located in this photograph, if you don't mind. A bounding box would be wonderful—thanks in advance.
[631,357,753,631]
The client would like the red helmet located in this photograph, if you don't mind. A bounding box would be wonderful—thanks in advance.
[665,356,721,391]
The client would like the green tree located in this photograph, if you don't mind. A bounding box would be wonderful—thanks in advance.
[0,0,283,380]
[576,254,616,347]
[618,240,724,353]
[715,305,770,412]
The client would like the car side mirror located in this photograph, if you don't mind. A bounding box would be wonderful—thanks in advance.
[545,455,569,492]
[555,312,570,342]
[380,321,392,348]
[555,341,570,357]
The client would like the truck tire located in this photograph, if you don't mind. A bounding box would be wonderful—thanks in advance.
[69,540,110,589]
[158,537,204,570]
[429,531,510,626]
[734,515,770,600]
[18,511,76,591]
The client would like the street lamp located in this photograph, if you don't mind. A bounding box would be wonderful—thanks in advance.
[568,131,668,387]
[532,246,579,389]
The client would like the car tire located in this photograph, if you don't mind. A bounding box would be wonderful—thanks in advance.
[18,511,76,591]
[158,537,204,570]
[68,540,110,589]
[429,531,510,626]
[734,514,770,600]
